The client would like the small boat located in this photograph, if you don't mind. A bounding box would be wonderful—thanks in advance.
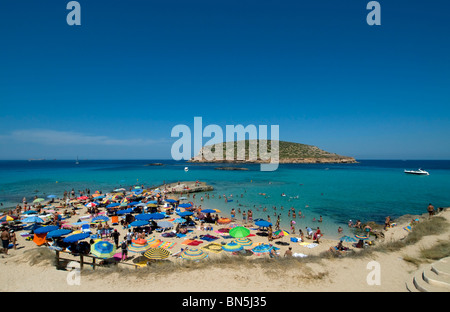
[75,156,79,165]
[404,168,429,175]
[184,167,189,172]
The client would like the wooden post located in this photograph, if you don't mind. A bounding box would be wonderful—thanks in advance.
[55,250,60,268]
[93,257,96,270]
[80,254,84,270]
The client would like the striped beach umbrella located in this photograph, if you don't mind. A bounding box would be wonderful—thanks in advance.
[340,235,357,243]
[180,248,208,261]
[222,241,244,252]
[355,234,369,240]
[128,242,150,253]
[233,237,253,247]
[91,240,116,259]
[274,230,290,237]
[251,244,273,255]
[0,215,14,223]
[229,226,250,238]
[143,247,171,260]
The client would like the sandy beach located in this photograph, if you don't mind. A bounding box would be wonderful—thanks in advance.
[1,183,449,292]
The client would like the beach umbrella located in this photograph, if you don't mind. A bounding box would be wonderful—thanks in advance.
[22,210,38,215]
[128,242,150,253]
[34,225,59,234]
[165,199,178,204]
[130,220,149,227]
[201,209,216,214]
[233,237,253,247]
[85,202,98,208]
[251,244,273,255]
[180,248,208,261]
[22,216,44,223]
[178,203,192,208]
[178,211,194,217]
[77,196,89,201]
[0,215,14,223]
[222,241,244,252]
[179,197,187,200]
[156,221,173,229]
[47,195,58,199]
[91,240,116,259]
[172,218,186,224]
[106,203,120,208]
[355,234,369,240]
[148,213,165,220]
[72,221,89,226]
[33,198,45,203]
[63,233,90,243]
[255,220,272,228]
[92,215,110,223]
[143,247,170,260]
[135,214,152,221]
[147,200,158,204]
[47,229,72,239]
[274,230,290,237]
[229,226,250,238]
[116,208,134,215]
[340,235,357,243]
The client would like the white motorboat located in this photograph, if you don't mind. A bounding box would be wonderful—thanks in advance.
[184,167,189,172]
[404,168,429,175]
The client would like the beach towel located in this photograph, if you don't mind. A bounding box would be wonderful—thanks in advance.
[188,240,203,246]
[160,242,176,249]
[305,243,318,249]
[299,242,310,246]
[293,253,308,258]
[149,240,163,248]
[201,243,223,254]
[181,239,194,245]
[200,234,219,242]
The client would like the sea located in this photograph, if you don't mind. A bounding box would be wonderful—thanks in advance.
[1,159,450,239]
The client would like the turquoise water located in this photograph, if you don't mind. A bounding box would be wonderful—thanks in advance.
[1,160,450,239]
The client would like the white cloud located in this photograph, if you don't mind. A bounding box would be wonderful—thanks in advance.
[0,129,166,146]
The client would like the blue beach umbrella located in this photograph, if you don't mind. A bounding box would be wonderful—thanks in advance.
[63,232,90,243]
[222,241,244,252]
[34,225,59,234]
[251,244,273,255]
[90,240,116,259]
[130,220,149,227]
[106,203,120,208]
[340,235,357,243]
[178,203,192,208]
[201,209,216,214]
[147,200,158,204]
[178,211,194,217]
[165,199,178,203]
[22,216,44,223]
[47,229,72,239]
[128,201,140,206]
[116,208,133,215]
[22,210,38,215]
[173,218,186,224]
[148,213,165,220]
[255,220,272,227]
[47,195,58,199]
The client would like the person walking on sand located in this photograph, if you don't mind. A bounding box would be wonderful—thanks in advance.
[427,203,435,218]
[121,238,128,261]
[1,228,10,254]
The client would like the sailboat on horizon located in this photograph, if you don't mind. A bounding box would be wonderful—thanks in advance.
[75,156,79,165]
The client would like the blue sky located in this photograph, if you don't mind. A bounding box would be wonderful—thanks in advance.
[0,0,449,160]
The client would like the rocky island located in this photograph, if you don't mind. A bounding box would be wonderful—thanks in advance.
[189,140,357,164]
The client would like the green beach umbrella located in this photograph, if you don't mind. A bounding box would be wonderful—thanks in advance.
[33,198,45,203]
[229,226,250,238]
